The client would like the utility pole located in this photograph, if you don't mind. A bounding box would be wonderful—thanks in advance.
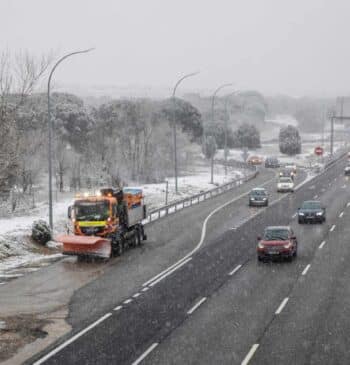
[47,48,94,229]
[172,72,199,194]
[330,113,334,156]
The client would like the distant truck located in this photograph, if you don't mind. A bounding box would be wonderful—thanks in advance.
[57,187,147,259]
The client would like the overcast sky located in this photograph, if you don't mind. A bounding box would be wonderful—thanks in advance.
[1,0,350,97]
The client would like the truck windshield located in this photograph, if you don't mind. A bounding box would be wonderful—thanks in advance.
[75,201,110,221]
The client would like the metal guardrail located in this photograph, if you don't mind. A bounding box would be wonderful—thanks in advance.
[144,168,258,224]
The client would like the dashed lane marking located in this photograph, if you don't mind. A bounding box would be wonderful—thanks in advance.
[123,299,133,304]
[229,264,242,276]
[241,344,259,365]
[319,241,326,249]
[339,212,344,218]
[113,305,122,311]
[302,264,311,276]
[292,213,297,218]
[141,287,149,292]
[131,343,159,365]
[187,297,207,315]
[275,297,289,315]
[133,293,141,298]
[330,225,336,232]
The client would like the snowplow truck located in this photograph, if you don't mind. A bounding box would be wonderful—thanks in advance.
[57,188,147,259]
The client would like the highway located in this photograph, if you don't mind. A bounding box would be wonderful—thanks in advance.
[28,157,350,365]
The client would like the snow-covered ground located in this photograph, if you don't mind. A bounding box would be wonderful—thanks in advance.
[0,160,245,279]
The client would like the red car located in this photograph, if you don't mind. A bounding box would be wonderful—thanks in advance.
[257,226,298,262]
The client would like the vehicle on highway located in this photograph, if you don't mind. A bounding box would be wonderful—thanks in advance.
[247,155,264,165]
[265,157,280,168]
[279,168,295,180]
[285,163,297,174]
[277,177,294,192]
[248,188,269,207]
[345,164,350,176]
[57,187,147,259]
[257,226,298,262]
[297,200,326,224]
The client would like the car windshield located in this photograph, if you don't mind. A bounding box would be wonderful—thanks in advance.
[302,201,321,210]
[75,201,110,221]
[263,228,289,241]
[251,189,266,196]
[279,178,292,183]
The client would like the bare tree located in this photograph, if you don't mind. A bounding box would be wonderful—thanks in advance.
[0,50,52,200]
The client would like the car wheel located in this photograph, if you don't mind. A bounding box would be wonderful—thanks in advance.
[257,256,263,262]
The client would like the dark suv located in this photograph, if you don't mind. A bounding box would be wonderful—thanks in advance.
[265,157,280,168]
[249,188,268,207]
[298,200,326,224]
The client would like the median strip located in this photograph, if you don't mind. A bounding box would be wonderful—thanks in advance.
[241,344,259,365]
[187,297,207,315]
[275,297,289,315]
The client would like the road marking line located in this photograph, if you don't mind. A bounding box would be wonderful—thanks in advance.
[149,257,192,288]
[113,305,122,311]
[319,241,326,249]
[292,213,297,218]
[302,264,311,276]
[347,202,350,207]
[229,264,242,276]
[275,297,289,314]
[313,195,318,199]
[141,287,149,292]
[0,282,4,285]
[133,293,141,298]
[330,224,336,232]
[131,343,159,365]
[123,299,133,304]
[32,313,112,365]
[241,344,259,365]
[142,177,277,287]
[187,297,207,315]
[339,212,344,218]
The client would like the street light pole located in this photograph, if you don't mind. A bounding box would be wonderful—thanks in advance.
[210,83,233,183]
[172,71,199,194]
[47,48,94,230]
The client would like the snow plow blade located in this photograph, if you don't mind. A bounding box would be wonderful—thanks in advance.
[57,235,112,259]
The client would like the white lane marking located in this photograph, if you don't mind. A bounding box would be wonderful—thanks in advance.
[313,195,318,199]
[33,313,112,365]
[0,273,23,278]
[149,257,192,288]
[339,212,344,218]
[142,176,276,287]
[241,344,259,365]
[347,202,350,207]
[123,299,133,304]
[229,264,242,276]
[0,282,5,285]
[133,293,141,298]
[131,343,159,365]
[292,212,297,218]
[275,297,289,315]
[330,225,336,232]
[113,305,122,311]
[187,297,207,315]
[141,287,149,292]
[302,264,311,276]
[319,241,326,249]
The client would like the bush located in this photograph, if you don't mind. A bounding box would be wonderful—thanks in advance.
[279,125,301,155]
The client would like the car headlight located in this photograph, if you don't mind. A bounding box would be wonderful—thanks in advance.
[277,184,282,188]
[284,242,292,249]
[250,197,255,201]
[316,212,323,216]
[262,197,267,201]
[258,242,265,249]
[298,212,304,216]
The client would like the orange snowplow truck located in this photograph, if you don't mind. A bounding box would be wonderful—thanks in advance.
[57,188,147,259]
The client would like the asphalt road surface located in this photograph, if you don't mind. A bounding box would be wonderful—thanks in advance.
[29,159,350,365]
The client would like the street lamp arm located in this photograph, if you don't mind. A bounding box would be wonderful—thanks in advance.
[172,71,199,97]
[48,48,94,89]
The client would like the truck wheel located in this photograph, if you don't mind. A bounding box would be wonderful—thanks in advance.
[114,241,123,256]
[135,229,142,246]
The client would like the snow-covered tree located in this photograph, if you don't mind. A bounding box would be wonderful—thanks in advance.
[279,125,301,155]
[202,135,217,160]
[232,123,261,149]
